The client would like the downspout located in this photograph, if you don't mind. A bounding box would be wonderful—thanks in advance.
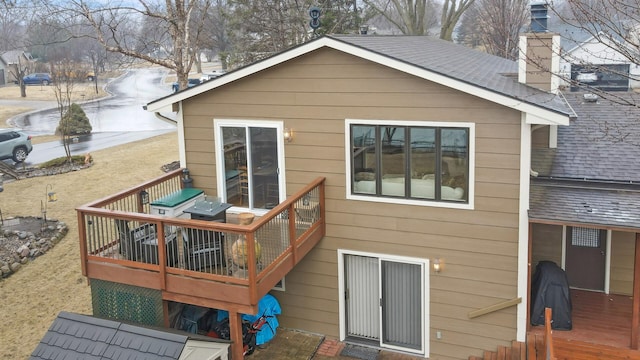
[153,111,178,125]
[517,113,532,342]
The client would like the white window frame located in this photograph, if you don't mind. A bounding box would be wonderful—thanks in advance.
[337,249,430,357]
[214,119,287,216]
[345,119,475,210]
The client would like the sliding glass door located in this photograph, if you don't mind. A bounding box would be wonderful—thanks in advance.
[216,121,284,211]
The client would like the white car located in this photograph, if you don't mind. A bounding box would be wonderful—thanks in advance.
[199,70,227,82]
[576,72,598,83]
[0,128,33,162]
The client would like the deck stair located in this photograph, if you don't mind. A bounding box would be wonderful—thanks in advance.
[469,334,640,360]
[468,340,526,360]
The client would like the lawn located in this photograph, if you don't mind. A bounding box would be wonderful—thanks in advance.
[0,67,180,359]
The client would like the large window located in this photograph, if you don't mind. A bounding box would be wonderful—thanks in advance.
[215,121,285,211]
[349,120,471,206]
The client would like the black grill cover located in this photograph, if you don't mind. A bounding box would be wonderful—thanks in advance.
[530,261,572,330]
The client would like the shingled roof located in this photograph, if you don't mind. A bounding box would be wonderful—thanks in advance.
[530,92,640,228]
[331,35,573,116]
[532,92,640,182]
[146,35,574,124]
[30,311,228,360]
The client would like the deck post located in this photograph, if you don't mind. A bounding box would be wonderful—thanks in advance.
[631,233,640,349]
[229,311,244,359]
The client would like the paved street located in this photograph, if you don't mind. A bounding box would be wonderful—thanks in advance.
[3,68,178,166]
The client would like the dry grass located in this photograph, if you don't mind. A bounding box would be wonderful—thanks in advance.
[0,82,109,147]
[0,122,178,359]
[0,82,107,102]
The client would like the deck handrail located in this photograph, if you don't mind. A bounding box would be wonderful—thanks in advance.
[544,307,556,360]
[467,297,522,319]
[76,171,326,310]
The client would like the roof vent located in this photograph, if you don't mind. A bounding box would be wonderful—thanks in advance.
[530,1,549,32]
[583,93,598,102]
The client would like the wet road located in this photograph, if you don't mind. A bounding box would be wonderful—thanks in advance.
[14,68,176,135]
[6,68,178,166]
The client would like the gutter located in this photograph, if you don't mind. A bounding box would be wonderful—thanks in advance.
[153,111,177,125]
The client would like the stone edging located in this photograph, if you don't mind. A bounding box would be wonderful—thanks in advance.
[0,217,68,279]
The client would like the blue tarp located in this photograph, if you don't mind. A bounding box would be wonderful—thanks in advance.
[217,294,281,345]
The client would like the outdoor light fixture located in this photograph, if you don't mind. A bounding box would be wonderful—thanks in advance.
[139,189,150,205]
[433,258,441,273]
[283,128,293,142]
[46,184,57,202]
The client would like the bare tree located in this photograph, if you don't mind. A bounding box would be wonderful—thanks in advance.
[362,0,437,35]
[457,0,528,60]
[362,0,473,39]
[51,57,76,162]
[440,0,475,40]
[529,0,640,106]
[52,0,214,91]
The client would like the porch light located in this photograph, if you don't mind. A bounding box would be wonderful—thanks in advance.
[139,189,149,205]
[283,128,293,142]
[433,258,441,273]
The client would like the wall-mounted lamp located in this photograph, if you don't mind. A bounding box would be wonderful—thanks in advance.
[46,184,57,202]
[283,128,293,142]
[433,258,441,273]
[139,189,150,205]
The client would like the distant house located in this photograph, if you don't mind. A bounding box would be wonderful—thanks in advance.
[0,50,33,85]
[551,23,640,91]
[31,311,229,360]
[0,55,7,85]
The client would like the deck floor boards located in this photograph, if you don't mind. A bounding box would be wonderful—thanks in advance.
[527,288,640,359]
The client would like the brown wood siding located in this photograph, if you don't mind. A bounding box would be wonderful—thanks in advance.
[610,231,636,295]
[181,47,523,359]
[531,223,563,270]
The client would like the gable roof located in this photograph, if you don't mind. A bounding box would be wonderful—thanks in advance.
[30,311,228,360]
[0,50,31,64]
[145,35,574,125]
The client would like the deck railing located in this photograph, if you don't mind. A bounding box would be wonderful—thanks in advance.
[77,169,325,310]
[544,307,556,360]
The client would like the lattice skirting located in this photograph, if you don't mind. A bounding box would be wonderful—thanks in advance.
[91,279,164,327]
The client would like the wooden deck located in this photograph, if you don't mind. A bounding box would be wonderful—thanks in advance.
[76,169,326,360]
[529,289,640,360]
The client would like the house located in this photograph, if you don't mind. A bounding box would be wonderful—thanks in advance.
[30,311,229,359]
[0,55,7,85]
[0,50,32,85]
[76,7,640,360]
[140,33,572,358]
[528,91,640,349]
[550,22,640,91]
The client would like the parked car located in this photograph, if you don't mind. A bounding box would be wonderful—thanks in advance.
[86,71,95,81]
[22,73,52,85]
[199,70,227,82]
[172,78,201,93]
[0,129,33,163]
[576,72,598,84]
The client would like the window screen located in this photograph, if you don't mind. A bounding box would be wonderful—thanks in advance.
[571,227,600,248]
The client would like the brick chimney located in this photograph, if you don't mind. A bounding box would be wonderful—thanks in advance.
[518,1,560,93]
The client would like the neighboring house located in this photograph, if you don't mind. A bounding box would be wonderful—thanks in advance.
[0,50,33,84]
[31,311,229,360]
[0,55,7,85]
[76,8,640,360]
[551,22,640,91]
